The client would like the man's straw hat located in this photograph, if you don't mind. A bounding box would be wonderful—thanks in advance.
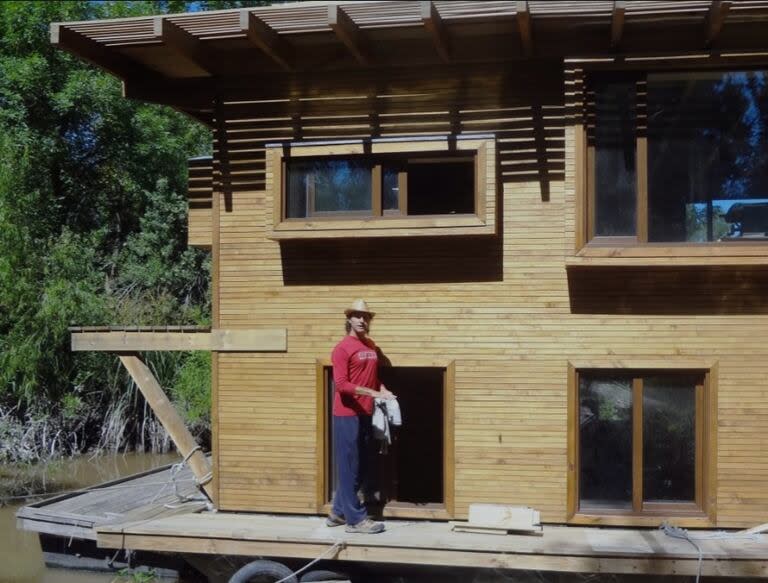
[344,299,375,317]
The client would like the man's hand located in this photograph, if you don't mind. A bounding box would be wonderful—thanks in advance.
[378,384,395,400]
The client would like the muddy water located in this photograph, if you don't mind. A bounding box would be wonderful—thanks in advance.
[1,452,180,583]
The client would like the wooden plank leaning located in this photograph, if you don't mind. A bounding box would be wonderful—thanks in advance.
[118,352,213,501]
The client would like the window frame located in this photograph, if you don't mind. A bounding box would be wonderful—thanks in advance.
[573,64,768,264]
[266,136,496,240]
[566,361,718,527]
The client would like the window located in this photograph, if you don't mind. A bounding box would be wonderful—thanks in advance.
[569,368,714,521]
[266,136,496,239]
[585,70,768,245]
[285,154,475,219]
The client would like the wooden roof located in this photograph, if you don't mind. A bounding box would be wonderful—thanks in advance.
[51,1,768,120]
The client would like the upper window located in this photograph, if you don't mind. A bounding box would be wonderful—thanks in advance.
[285,154,475,219]
[587,70,768,244]
[571,368,713,520]
[265,136,496,239]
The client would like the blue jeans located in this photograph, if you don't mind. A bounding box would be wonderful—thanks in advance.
[332,415,371,525]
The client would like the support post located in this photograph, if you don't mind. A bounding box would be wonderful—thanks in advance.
[119,353,214,501]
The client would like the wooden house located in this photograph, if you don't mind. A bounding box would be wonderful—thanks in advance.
[48,1,768,578]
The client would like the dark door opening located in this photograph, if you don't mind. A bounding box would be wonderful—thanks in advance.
[325,366,445,510]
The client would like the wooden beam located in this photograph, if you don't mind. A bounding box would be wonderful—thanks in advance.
[516,1,534,57]
[240,10,293,71]
[610,1,626,49]
[421,1,451,63]
[705,0,731,46]
[328,4,370,66]
[71,329,288,352]
[156,16,218,76]
[50,24,157,82]
[118,353,213,500]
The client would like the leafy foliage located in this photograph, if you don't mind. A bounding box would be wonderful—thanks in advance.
[0,0,260,457]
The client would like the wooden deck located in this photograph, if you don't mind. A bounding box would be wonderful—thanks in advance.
[18,463,768,578]
[97,512,768,578]
[17,460,207,541]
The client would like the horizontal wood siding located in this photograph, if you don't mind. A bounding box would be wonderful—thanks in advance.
[187,156,213,248]
[212,61,768,527]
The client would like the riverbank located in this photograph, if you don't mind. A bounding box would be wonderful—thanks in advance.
[2,452,181,583]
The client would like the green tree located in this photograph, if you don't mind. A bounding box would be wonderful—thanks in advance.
[0,0,259,457]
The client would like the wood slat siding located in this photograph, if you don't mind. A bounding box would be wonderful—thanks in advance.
[211,60,768,528]
[187,156,213,248]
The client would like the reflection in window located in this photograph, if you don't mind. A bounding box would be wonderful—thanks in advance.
[647,71,768,242]
[285,154,476,219]
[591,78,637,236]
[643,376,696,503]
[576,371,706,516]
[286,159,372,218]
[579,375,633,510]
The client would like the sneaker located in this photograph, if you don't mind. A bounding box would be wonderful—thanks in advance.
[345,518,385,534]
[325,512,346,527]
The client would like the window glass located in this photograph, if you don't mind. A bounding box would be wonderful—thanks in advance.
[286,159,372,218]
[647,71,768,241]
[382,165,401,212]
[578,374,633,510]
[592,79,637,236]
[408,160,474,215]
[643,375,697,503]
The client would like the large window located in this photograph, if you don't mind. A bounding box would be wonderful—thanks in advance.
[265,136,496,239]
[587,70,768,244]
[570,369,713,520]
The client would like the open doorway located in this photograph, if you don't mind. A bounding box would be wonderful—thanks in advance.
[318,363,454,519]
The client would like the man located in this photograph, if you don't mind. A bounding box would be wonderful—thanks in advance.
[328,299,394,534]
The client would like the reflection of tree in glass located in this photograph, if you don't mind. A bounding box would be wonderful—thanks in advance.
[579,376,633,506]
[711,72,768,200]
[648,71,768,240]
[643,380,696,502]
[685,203,730,241]
[310,160,372,213]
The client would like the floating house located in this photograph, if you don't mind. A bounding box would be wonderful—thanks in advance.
[23,0,768,579]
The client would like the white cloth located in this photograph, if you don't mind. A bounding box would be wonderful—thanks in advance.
[372,397,402,452]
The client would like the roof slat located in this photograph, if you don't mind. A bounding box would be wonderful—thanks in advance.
[241,11,293,71]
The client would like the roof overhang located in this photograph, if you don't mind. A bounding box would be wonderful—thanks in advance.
[51,1,768,124]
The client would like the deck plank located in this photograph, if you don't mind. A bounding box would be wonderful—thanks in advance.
[95,513,768,577]
[17,459,207,539]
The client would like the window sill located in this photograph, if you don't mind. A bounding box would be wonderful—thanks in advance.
[567,242,768,267]
[569,513,714,528]
[268,215,494,240]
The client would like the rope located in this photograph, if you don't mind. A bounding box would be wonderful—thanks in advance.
[660,522,704,583]
[182,445,202,464]
[659,521,763,583]
[271,541,346,583]
[1,478,199,503]
[196,471,213,486]
[153,451,211,508]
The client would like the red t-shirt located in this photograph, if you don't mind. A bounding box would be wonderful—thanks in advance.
[331,335,379,416]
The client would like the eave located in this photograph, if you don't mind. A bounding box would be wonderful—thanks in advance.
[50,0,768,125]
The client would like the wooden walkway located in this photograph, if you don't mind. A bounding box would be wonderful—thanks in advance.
[97,512,768,578]
[17,460,207,541]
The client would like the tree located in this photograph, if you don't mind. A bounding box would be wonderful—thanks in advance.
[0,0,261,457]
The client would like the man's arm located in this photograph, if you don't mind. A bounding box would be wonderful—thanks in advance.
[354,384,394,399]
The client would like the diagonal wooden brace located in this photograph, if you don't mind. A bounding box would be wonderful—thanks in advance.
[118,352,213,501]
